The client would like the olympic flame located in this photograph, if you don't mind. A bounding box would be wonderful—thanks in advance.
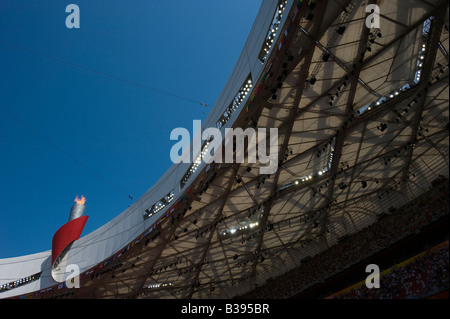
[74,195,86,205]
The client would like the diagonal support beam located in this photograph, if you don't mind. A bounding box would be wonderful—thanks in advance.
[248,0,328,281]
[185,164,239,298]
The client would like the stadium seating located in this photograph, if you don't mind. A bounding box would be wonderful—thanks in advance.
[239,179,449,299]
[331,242,448,299]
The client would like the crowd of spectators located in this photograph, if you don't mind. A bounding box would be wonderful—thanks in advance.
[334,244,448,299]
[239,179,449,299]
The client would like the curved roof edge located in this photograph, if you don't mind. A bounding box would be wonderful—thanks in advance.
[0,0,296,299]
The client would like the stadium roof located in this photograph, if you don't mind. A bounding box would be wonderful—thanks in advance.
[61,0,449,298]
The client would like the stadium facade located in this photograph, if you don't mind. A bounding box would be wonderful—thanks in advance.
[1,0,448,299]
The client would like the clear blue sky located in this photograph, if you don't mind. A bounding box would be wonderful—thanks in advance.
[0,0,261,258]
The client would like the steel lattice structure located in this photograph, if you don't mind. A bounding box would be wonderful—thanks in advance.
[1,0,448,299]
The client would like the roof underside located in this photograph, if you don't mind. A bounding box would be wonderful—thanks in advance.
[74,0,449,299]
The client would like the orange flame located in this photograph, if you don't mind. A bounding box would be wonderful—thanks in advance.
[74,195,86,205]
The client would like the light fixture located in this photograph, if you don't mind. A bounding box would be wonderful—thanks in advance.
[337,26,346,35]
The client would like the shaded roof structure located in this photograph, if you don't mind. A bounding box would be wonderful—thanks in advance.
[78,0,448,299]
[1,0,448,299]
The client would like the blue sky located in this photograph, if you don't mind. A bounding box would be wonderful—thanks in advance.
[0,0,261,258]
